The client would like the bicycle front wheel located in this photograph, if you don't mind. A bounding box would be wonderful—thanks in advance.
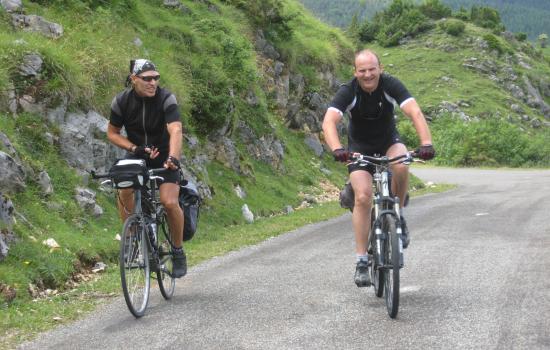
[120,214,150,318]
[157,213,175,299]
[383,214,400,318]
[368,212,384,298]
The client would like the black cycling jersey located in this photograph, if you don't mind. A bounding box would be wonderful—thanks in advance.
[328,73,413,153]
[109,86,180,156]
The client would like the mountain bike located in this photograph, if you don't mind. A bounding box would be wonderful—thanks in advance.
[92,160,178,317]
[348,151,419,318]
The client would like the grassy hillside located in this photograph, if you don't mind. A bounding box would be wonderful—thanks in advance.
[299,0,550,41]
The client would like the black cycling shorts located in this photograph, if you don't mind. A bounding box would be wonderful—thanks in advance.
[125,153,181,185]
[348,134,403,175]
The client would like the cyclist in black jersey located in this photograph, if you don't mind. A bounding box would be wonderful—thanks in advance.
[322,49,435,287]
[107,59,187,278]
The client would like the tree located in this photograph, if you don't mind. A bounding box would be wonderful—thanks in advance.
[538,33,548,48]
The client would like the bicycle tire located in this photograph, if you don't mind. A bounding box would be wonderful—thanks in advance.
[157,212,175,299]
[120,214,150,318]
[383,214,400,318]
[369,210,384,298]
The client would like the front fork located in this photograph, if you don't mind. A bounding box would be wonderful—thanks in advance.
[373,197,404,268]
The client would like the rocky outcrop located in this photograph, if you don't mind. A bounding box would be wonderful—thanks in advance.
[0,0,22,12]
[59,110,123,174]
[11,14,63,38]
[0,192,16,261]
[74,187,103,217]
[0,151,26,194]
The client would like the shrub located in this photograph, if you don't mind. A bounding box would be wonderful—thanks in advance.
[470,6,504,31]
[189,61,232,135]
[431,116,550,167]
[361,0,434,47]
[358,20,379,43]
[515,32,528,42]
[483,33,506,55]
[440,19,465,36]
[419,0,452,20]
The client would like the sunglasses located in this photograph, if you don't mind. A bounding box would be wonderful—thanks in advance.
[137,75,160,82]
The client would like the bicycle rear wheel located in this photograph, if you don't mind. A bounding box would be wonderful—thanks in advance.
[383,214,400,318]
[120,214,150,318]
[157,212,176,299]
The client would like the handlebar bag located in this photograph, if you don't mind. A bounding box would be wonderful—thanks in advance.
[109,159,149,189]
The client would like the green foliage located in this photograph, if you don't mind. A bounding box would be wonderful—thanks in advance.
[370,0,434,47]
[189,60,232,134]
[358,20,379,43]
[439,18,466,36]
[515,32,528,42]
[470,5,505,32]
[483,33,509,55]
[539,33,548,48]
[220,0,295,42]
[419,0,452,19]
[431,115,550,167]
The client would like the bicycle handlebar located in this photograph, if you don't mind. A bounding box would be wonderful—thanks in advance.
[89,166,177,180]
[348,151,422,167]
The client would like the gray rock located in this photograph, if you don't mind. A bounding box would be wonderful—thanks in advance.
[0,0,21,12]
[46,100,67,125]
[74,187,103,217]
[508,84,525,100]
[274,71,289,109]
[19,53,43,77]
[524,75,550,114]
[205,136,249,174]
[303,194,317,204]
[0,132,18,158]
[255,30,280,60]
[18,94,45,115]
[234,185,246,199]
[11,14,64,39]
[38,170,53,195]
[242,204,254,223]
[6,83,17,114]
[531,119,542,128]
[0,151,25,193]
[283,205,294,214]
[510,104,524,114]
[185,135,199,149]
[274,61,285,78]
[58,110,117,173]
[0,192,15,227]
[304,134,324,157]
[305,92,325,111]
[289,74,305,100]
[245,90,259,106]
[0,230,17,262]
[133,37,143,47]
[163,0,181,6]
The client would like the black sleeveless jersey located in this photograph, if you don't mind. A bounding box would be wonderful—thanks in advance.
[109,87,180,154]
[328,73,413,151]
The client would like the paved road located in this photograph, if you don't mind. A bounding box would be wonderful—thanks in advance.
[19,168,550,349]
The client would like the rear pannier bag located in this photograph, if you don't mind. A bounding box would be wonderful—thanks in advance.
[109,159,149,189]
[339,181,354,211]
[179,180,201,241]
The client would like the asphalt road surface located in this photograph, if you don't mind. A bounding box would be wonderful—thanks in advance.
[18,168,550,350]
